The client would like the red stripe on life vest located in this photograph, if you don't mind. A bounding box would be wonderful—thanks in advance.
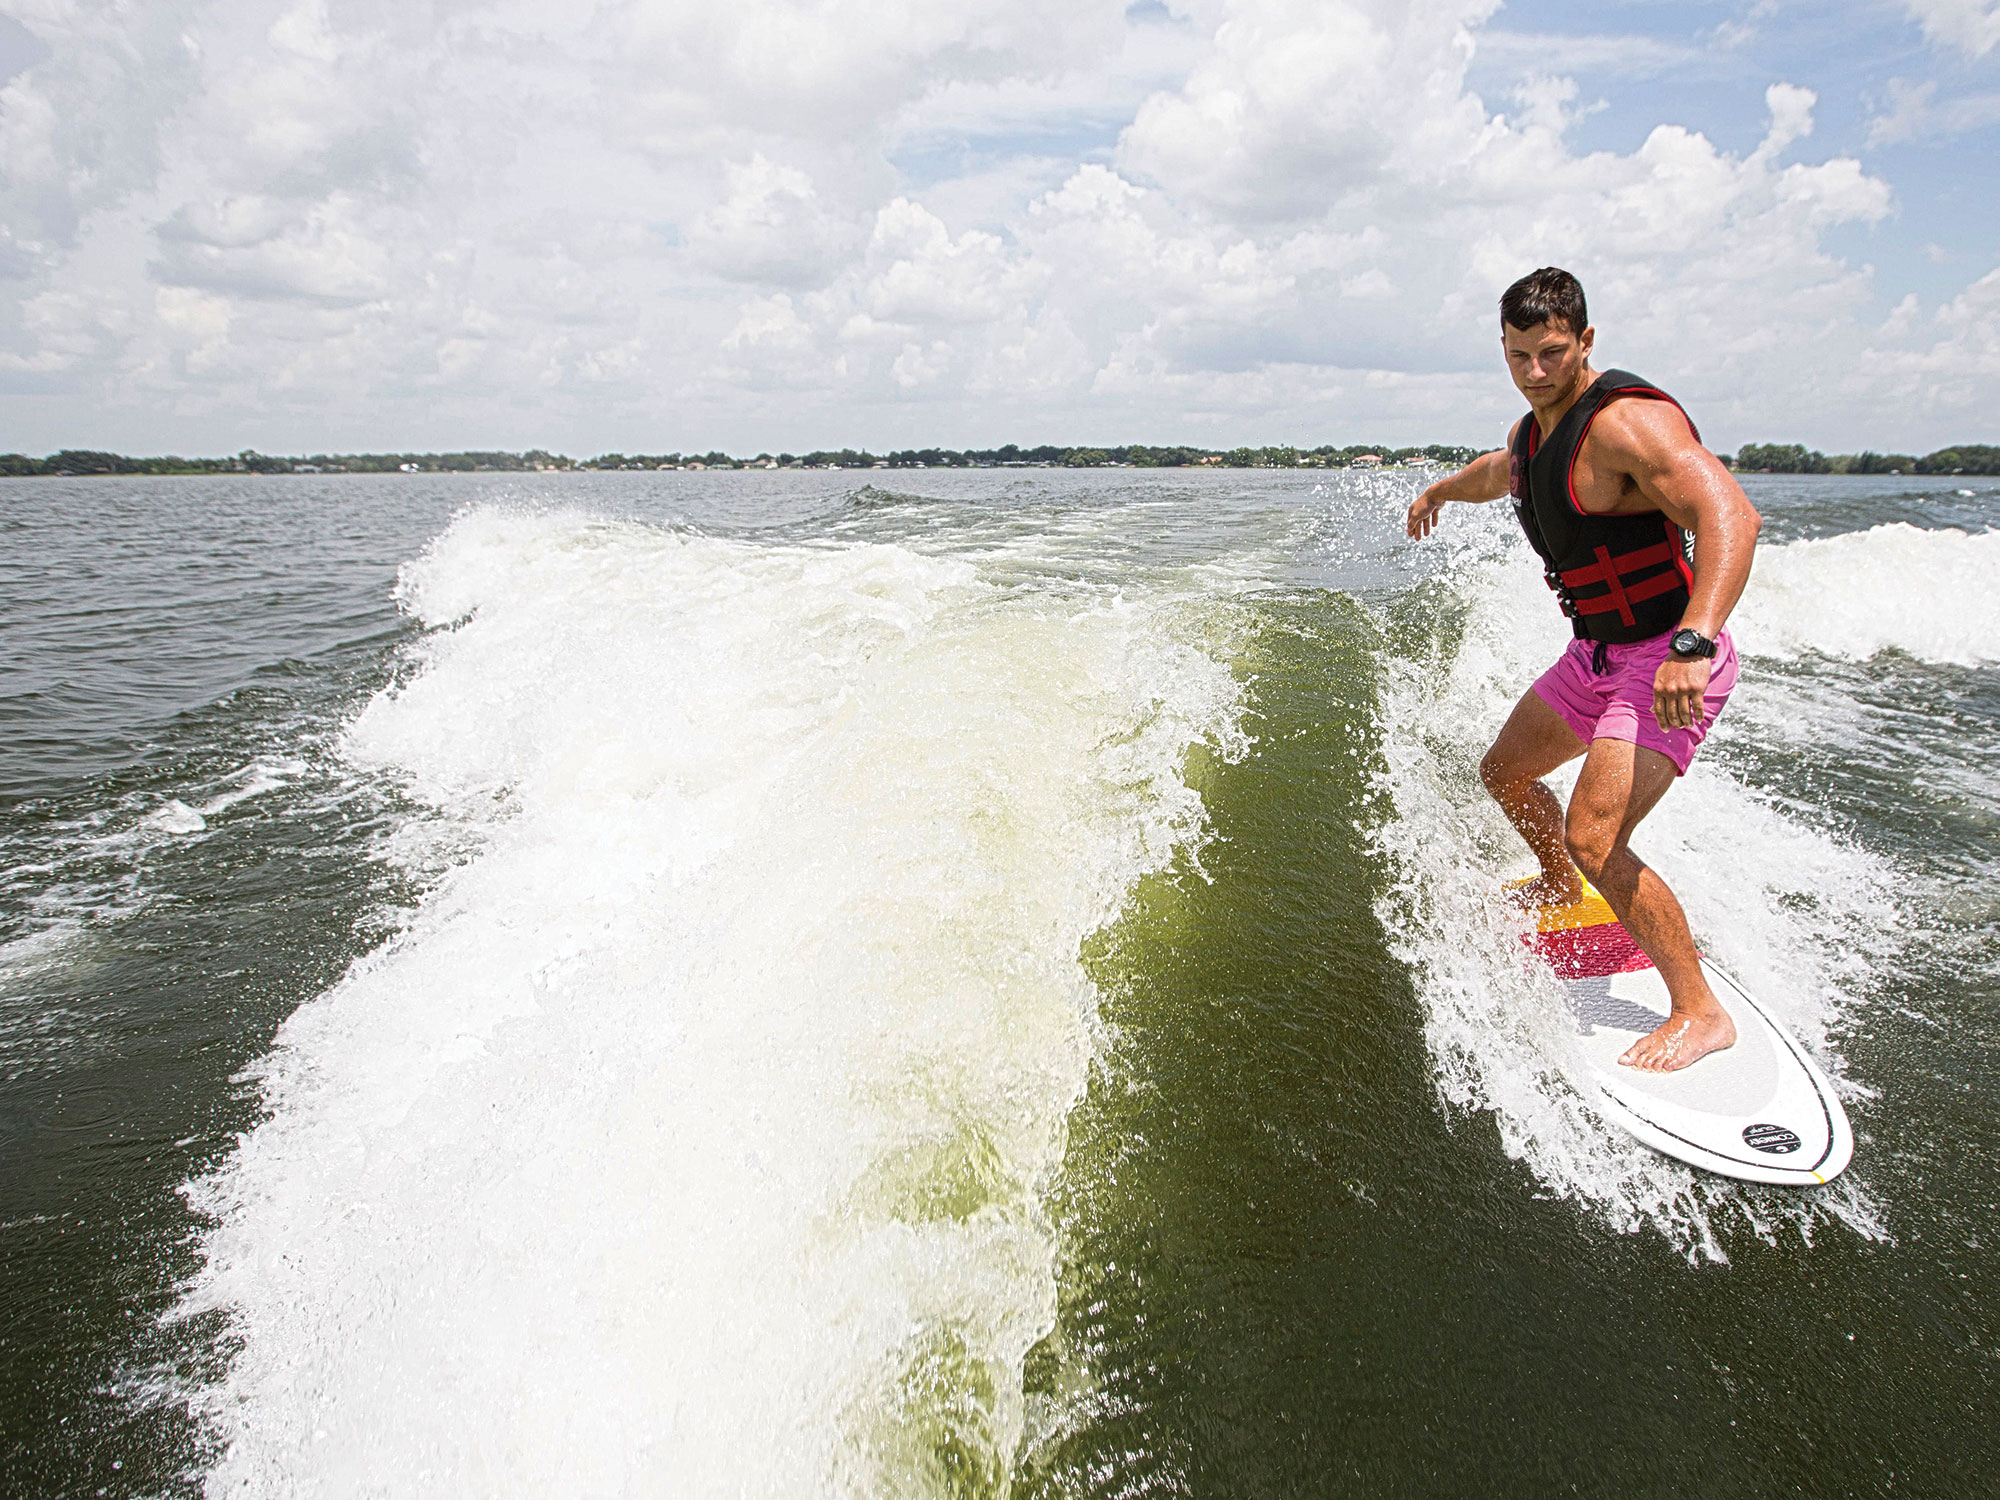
[1595,545,1635,624]
[1567,568,1687,616]
[1558,540,1680,587]
[1666,517,1694,591]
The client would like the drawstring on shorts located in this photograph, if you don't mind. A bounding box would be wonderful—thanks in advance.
[1590,640,1610,675]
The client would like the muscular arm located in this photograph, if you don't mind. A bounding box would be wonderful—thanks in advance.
[1590,400,1763,727]
[1589,400,1762,638]
[1405,424,1518,538]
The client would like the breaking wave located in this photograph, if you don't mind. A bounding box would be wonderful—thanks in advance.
[1735,522,2000,666]
[180,508,1245,1495]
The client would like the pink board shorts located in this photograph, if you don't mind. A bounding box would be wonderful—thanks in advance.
[1532,628,1738,776]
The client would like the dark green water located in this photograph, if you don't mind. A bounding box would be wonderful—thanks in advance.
[1,471,1994,1496]
[1033,592,1995,1497]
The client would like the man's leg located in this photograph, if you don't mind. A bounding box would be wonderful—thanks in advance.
[1480,688,1588,907]
[1563,738,1735,1072]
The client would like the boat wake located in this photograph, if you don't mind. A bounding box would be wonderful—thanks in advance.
[179,508,1246,1495]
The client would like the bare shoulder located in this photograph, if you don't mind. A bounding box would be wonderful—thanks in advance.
[1587,392,1756,525]
[1589,395,1706,475]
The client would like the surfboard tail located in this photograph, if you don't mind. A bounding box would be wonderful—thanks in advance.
[1508,876,1854,1185]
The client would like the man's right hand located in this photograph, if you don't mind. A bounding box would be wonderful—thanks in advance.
[1406,485,1448,539]
[1403,447,1513,538]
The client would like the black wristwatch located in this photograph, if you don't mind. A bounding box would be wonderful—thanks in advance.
[1670,628,1718,660]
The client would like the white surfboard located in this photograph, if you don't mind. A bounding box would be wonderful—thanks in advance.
[1527,883,1853,1185]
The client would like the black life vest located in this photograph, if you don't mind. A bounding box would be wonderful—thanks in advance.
[1509,369,1696,644]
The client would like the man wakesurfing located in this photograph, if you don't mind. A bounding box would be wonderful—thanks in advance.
[1404,266,1763,1073]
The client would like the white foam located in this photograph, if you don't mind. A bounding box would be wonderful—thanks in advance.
[1735,523,2000,666]
[1371,506,1892,1261]
[0,760,309,1020]
[144,799,208,835]
[195,757,306,818]
[181,508,1243,1495]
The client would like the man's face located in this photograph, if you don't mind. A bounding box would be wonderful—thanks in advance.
[1502,320,1594,406]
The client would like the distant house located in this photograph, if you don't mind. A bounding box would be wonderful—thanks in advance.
[1351,454,1383,468]
[1197,455,1224,466]
[398,462,421,472]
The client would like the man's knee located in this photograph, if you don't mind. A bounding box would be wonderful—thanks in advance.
[1564,813,1617,880]
[1478,745,1517,796]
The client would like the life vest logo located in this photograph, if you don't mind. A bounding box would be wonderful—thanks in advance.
[1742,1123,1802,1154]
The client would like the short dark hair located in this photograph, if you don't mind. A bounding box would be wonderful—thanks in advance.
[1501,267,1588,336]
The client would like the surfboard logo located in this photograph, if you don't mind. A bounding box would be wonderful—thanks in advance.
[1742,1123,1802,1155]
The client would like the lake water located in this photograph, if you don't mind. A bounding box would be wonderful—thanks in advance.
[2,468,1995,1496]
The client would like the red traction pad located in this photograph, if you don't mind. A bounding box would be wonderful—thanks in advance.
[1529,921,1656,980]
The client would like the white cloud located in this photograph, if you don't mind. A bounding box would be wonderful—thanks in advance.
[1340,268,1396,300]
[1868,76,2000,143]
[859,198,1040,326]
[0,1,203,258]
[724,293,813,355]
[966,306,1092,396]
[689,155,859,288]
[593,0,1132,148]
[154,285,233,373]
[1900,0,2000,55]
[0,285,126,374]
[1118,0,1501,221]
[0,0,1991,450]
[154,194,393,305]
[1866,264,2000,416]
[1871,78,1939,144]
[1473,29,1705,79]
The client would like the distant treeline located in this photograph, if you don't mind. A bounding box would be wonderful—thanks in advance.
[0,442,1482,476]
[1725,443,2000,476]
[598,442,1484,470]
[0,449,570,476]
[15,440,1990,478]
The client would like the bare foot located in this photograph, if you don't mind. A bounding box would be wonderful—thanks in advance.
[1507,870,1585,910]
[1619,1007,1737,1072]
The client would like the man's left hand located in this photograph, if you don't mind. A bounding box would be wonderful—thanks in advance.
[1654,655,1711,730]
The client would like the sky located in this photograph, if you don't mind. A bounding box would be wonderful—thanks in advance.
[1,0,1997,457]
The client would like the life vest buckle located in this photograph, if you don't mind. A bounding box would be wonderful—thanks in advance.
[1544,567,1578,616]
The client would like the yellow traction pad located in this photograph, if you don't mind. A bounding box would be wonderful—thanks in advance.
[1504,875,1619,934]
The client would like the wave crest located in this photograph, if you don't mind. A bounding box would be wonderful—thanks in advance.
[181,507,1245,1496]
